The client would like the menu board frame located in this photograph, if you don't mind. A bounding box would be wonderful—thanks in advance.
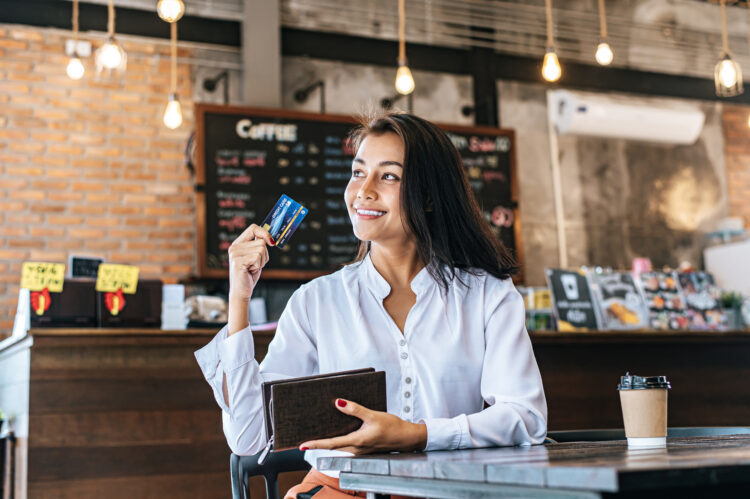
[194,104,522,281]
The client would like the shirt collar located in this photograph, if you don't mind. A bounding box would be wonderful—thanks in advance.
[362,252,436,299]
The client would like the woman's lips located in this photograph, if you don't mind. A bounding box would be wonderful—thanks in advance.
[355,208,386,219]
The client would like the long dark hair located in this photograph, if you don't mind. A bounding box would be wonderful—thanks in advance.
[347,112,518,289]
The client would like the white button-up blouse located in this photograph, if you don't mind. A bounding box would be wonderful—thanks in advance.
[195,254,547,471]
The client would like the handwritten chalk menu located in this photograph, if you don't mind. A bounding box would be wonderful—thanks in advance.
[69,255,102,278]
[195,105,520,279]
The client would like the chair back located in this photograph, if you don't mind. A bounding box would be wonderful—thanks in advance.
[231,449,310,499]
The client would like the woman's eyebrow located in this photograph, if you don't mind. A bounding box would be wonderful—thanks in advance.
[352,157,403,168]
[378,160,403,168]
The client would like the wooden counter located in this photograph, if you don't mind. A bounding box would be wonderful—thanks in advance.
[529,329,750,431]
[1,327,748,498]
[0,328,275,499]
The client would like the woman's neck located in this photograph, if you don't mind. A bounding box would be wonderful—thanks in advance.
[369,242,424,290]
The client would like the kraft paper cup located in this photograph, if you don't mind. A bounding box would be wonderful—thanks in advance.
[617,372,671,448]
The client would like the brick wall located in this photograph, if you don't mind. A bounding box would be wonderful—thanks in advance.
[3,24,750,336]
[723,104,750,230]
[0,25,195,335]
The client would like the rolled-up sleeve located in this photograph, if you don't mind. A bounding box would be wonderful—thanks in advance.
[193,285,318,455]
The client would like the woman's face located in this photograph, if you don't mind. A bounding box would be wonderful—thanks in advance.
[345,132,408,245]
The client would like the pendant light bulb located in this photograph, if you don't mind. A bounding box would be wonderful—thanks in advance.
[96,37,125,70]
[718,57,739,88]
[714,0,743,97]
[66,56,85,80]
[68,1,84,79]
[157,0,185,23]
[163,93,183,129]
[395,62,415,95]
[542,48,562,82]
[595,41,614,66]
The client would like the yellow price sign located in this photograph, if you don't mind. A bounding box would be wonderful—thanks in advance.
[96,264,139,294]
[21,262,66,292]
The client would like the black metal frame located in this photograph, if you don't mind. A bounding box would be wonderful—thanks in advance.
[231,449,310,499]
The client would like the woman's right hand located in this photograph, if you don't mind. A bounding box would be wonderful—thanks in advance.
[228,224,275,302]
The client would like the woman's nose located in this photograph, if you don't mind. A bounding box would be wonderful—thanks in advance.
[356,176,377,200]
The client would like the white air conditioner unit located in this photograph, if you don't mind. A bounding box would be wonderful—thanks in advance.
[548,90,705,145]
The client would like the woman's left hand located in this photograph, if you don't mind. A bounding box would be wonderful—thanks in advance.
[298,398,427,455]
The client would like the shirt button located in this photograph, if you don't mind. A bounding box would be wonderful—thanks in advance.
[400,352,408,360]
[405,377,412,384]
[404,392,411,398]
[404,406,411,413]
[399,339,406,346]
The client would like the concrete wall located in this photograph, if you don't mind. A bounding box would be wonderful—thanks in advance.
[499,80,729,285]
[281,56,474,124]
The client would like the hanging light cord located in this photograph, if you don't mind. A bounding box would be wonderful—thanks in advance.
[398,0,406,64]
[545,0,554,47]
[720,0,729,54]
[107,0,115,37]
[72,0,79,43]
[170,21,178,93]
[598,0,607,39]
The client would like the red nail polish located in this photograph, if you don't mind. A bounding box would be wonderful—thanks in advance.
[300,446,309,451]
[337,399,347,408]
[269,237,276,246]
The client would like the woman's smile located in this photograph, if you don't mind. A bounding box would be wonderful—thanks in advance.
[355,206,387,219]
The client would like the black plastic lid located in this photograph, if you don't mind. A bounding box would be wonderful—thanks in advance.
[617,372,671,390]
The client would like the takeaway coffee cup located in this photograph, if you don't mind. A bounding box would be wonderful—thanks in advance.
[617,372,671,448]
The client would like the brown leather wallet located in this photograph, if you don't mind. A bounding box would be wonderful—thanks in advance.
[257,368,387,464]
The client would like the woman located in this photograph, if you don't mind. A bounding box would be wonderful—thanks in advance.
[195,113,547,498]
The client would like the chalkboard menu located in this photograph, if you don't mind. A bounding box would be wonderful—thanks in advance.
[195,104,520,280]
[68,255,102,278]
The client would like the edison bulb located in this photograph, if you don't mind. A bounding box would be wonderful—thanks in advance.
[96,40,124,69]
[718,58,738,88]
[66,56,85,80]
[157,0,185,23]
[542,50,562,82]
[163,94,183,129]
[595,42,614,66]
[395,64,415,95]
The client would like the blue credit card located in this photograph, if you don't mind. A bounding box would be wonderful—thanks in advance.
[261,194,308,248]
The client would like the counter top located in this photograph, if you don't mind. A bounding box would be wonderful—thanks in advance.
[530,329,750,343]
[26,327,746,338]
[0,327,276,354]
[3,327,749,354]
